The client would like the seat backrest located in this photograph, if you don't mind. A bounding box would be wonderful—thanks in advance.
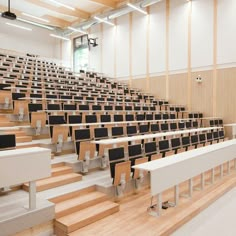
[113,161,131,186]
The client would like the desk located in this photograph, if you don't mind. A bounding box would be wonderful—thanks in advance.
[133,139,236,216]
[92,127,219,147]
[0,147,51,210]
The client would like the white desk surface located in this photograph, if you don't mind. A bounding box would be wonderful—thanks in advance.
[224,123,236,127]
[92,127,219,145]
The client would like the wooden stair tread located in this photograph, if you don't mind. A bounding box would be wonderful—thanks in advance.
[56,201,119,233]
[55,191,108,217]
[52,166,73,177]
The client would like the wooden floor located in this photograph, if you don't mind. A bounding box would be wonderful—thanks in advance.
[70,167,236,236]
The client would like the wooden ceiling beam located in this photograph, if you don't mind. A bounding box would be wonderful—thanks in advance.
[89,0,117,8]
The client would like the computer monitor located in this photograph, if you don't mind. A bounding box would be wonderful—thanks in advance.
[101,115,111,123]
[127,126,137,136]
[47,104,60,110]
[139,124,149,134]
[182,136,190,146]
[79,104,89,111]
[125,114,134,121]
[207,132,213,141]
[74,129,90,141]
[94,127,108,139]
[114,115,123,122]
[191,135,199,144]
[28,103,43,112]
[171,138,181,149]
[64,104,76,110]
[49,115,65,125]
[144,142,157,155]
[151,124,159,132]
[170,123,177,131]
[199,133,206,143]
[85,115,97,123]
[68,115,82,124]
[0,134,16,150]
[111,127,124,137]
[160,123,169,132]
[108,147,125,162]
[159,140,169,152]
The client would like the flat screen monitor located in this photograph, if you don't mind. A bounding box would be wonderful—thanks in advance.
[159,140,169,151]
[49,115,65,125]
[171,138,181,149]
[28,103,43,112]
[74,129,90,140]
[111,127,123,137]
[79,105,89,111]
[170,123,177,131]
[125,114,134,121]
[191,135,199,144]
[64,104,76,110]
[114,115,123,122]
[94,128,108,139]
[199,133,206,142]
[144,142,156,154]
[101,115,111,123]
[128,144,142,158]
[182,136,190,146]
[85,115,97,123]
[160,123,169,132]
[104,105,113,111]
[47,104,60,110]
[139,124,149,134]
[127,126,137,135]
[151,124,159,132]
[0,134,16,150]
[108,147,125,162]
[92,105,101,111]
[68,115,82,124]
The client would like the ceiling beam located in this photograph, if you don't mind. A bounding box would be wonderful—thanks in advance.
[43,15,70,28]
[25,0,90,20]
[89,0,117,8]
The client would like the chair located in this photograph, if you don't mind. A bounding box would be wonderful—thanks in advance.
[133,157,148,190]
[31,111,47,135]
[13,100,29,121]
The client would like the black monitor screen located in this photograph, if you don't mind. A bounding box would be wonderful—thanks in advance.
[213,131,219,139]
[199,134,206,142]
[48,104,60,110]
[85,115,97,123]
[127,126,137,135]
[170,123,177,131]
[126,114,134,121]
[136,114,145,121]
[108,147,125,162]
[79,105,89,111]
[207,132,213,141]
[146,114,153,120]
[49,115,65,125]
[64,104,76,110]
[104,105,113,111]
[144,142,156,154]
[28,103,43,112]
[114,115,123,122]
[101,115,111,123]
[159,140,169,151]
[0,134,16,150]
[74,129,90,140]
[139,124,149,134]
[161,123,169,132]
[68,115,82,124]
[94,128,108,139]
[128,144,142,157]
[182,136,190,146]
[171,138,181,148]
[191,135,199,144]
[151,124,159,132]
[112,127,123,137]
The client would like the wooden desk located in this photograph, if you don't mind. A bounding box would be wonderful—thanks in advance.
[133,139,236,216]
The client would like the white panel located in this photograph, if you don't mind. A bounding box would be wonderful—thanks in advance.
[191,0,213,68]
[102,22,115,77]
[132,12,147,77]
[0,17,58,59]
[149,1,166,74]
[217,0,236,65]
[116,14,130,79]
[61,40,72,68]
[89,24,101,72]
[169,0,189,71]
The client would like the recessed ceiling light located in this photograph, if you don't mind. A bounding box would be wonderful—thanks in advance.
[6,22,32,31]
[18,18,54,30]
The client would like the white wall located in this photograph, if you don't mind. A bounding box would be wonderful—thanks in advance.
[0,17,60,59]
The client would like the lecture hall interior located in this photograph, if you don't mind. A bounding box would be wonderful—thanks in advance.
[0,0,236,235]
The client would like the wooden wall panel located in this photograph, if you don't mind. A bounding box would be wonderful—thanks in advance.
[191,70,213,117]
[216,67,236,124]
[150,76,166,99]
[169,73,188,106]
[131,78,146,92]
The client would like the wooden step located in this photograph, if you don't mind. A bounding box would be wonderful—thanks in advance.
[52,162,66,168]
[55,201,119,234]
[52,166,73,177]
[16,136,32,143]
[0,122,14,127]
[23,173,82,192]
[55,191,108,219]
[5,130,26,136]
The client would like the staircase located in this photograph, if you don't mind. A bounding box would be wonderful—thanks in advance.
[50,186,119,236]
[4,129,32,143]
[23,163,82,192]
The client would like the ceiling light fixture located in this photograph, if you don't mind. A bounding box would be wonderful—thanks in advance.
[94,16,115,26]
[47,0,75,11]
[18,18,54,30]
[68,27,87,34]
[141,0,162,8]
[6,22,32,31]
[50,33,70,41]
[22,12,49,23]
[127,3,148,15]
